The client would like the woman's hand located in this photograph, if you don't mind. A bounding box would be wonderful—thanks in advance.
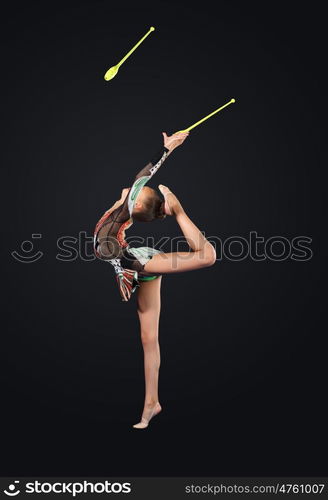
[162,131,189,153]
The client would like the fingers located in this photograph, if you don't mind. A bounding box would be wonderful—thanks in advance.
[172,131,189,144]
[173,131,189,138]
[163,131,189,140]
[162,130,189,151]
[158,184,173,196]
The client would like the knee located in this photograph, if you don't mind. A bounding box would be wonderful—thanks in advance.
[141,330,158,346]
[203,244,217,267]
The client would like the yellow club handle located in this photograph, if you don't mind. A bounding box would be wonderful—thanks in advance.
[118,26,155,67]
[176,98,236,133]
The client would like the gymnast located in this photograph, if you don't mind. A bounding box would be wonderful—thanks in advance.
[93,131,216,429]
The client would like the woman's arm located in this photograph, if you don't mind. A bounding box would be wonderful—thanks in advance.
[127,131,189,216]
[97,131,190,230]
[94,132,189,258]
[134,131,189,180]
[162,131,189,156]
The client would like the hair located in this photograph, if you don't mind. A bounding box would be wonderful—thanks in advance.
[132,187,166,222]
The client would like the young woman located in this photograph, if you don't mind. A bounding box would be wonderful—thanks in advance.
[94,131,216,429]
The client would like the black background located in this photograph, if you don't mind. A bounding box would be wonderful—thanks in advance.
[1,0,326,476]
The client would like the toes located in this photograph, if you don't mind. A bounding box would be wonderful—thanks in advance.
[158,184,171,196]
[133,422,148,429]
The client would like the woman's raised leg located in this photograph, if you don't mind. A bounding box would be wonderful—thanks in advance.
[144,185,216,274]
[133,276,162,429]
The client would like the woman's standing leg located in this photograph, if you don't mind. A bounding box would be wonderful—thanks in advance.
[133,276,162,429]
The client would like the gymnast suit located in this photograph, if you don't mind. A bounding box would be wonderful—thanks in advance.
[93,146,169,301]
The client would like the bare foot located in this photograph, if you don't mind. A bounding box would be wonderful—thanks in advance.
[158,185,184,216]
[133,402,162,429]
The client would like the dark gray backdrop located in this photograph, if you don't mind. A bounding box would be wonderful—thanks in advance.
[2,0,326,476]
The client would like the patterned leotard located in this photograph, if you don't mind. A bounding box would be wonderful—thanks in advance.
[93,146,169,301]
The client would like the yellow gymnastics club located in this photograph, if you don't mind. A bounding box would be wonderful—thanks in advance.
[176,98,236,133]
[104,27,155,81]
